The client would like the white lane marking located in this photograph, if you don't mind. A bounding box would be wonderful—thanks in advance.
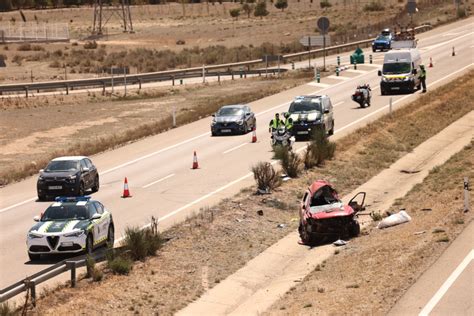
[223,142,249,154]
[419,249,474,316]
[307,82,331,87]
[101,131,210,175]
[345,69,367,74]
[333,101,345,107]
[0,197,37,213]
[142,173,175,189]
[327,75,351,80]
[423,31,473,51]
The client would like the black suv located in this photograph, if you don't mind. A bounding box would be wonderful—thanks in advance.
[288,95,335,140]
[37,156,100,201]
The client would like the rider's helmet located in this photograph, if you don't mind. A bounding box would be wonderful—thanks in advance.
[420,64,425,69]
[283,112,290,119]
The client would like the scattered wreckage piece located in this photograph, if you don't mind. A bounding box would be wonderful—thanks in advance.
[377,210,412,229]
[298,180,366,246]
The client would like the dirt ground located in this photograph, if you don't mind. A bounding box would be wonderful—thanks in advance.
[0,70,314,185]
[265,142,473,316]
[0,0,465,82]
[24,72,473,315]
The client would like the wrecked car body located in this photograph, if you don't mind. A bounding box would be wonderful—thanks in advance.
[298,180,366,245]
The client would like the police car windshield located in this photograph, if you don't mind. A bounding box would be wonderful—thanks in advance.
[42,204,89,221]
[289,100,322,113]
[383,62,411,74]
[217,107,243,116]
[45,160,79,172]
[376,35,389,41]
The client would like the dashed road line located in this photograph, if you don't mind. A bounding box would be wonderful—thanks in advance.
[223,142,249,154]
[142,173,175,189]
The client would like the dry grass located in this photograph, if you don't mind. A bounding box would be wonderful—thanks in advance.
[31,72,474,315]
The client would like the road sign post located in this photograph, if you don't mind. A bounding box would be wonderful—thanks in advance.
[317,17,330,71]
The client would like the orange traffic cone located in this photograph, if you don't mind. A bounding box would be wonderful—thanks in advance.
[121,177,132,198]
[192,151,199,169]
[251,127,257,143]
[429,57,433,67]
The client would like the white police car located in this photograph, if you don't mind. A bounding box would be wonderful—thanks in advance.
[26,196,114,261]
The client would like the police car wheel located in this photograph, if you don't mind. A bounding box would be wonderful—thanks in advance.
[91,175,99,193]
[28,252,41,261]
[37,194,46,201]
[78,182,85,196]
[86,234,94,255]
[107,225,115,249]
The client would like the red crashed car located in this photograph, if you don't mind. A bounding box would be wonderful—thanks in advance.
[298,180,366,245]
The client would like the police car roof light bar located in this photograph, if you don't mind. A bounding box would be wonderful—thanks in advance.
[55,196,92,202]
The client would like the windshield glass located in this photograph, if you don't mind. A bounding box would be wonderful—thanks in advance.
[289,100,322,113]
[383,62,411,75]
[217,107,243,116]
[42,203,89,221]
[45,160,79,172]
[376,35,389,41]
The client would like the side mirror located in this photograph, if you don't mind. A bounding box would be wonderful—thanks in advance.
[378,70,382,76]
[324,109,330,114]
[412,69,417,75]
[211,114,215,117]
[82,167,90,172]
[39,169,44,173]
[33,215,40,222]
[245,112,251,116]
[91,213,101,220]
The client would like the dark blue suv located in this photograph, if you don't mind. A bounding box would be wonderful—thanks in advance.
[372,29,393,52]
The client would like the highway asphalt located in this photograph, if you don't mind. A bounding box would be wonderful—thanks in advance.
[0,17,472,291]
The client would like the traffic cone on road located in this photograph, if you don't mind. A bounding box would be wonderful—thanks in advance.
[192,151,199,169]
[121,177,132,198]
[251,127,257,143]
[429,57,433,67]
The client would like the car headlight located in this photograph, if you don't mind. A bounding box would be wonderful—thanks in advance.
[237,120,244,125]
[38,175,44,181]
[66,175,77,183]
[382,76,388,82]
[211,120,217,126]
[28,231,43,239]
[64,230,84,237]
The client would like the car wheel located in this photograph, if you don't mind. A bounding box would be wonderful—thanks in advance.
[91,175,100,193]
[381,89,386,96]
[349,220,361,238]
[28,252,41,261]
[78,182,85,196]
[37,194,46,201]
[242,123,248,135]
[86,234,94,255]
[328,120,334,136]
[106,225,115,249]
[299,222,315,246]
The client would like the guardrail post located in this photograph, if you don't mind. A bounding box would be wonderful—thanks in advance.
[172,76,175,86]
[202,64,206,84]
[25,87,29,98]
[217,72,220,84]
[66,84,69,95]
[172,107,176,128]
[389,97,393,116]
[231,71,234,80]
[102,82,105,96]
[258,70,261,77]
[30,280,36,307]
[180,79,183,85]
[244,71,247,79]
[138,79,142,90]
[66,261,77,288]
[354,61,357,70]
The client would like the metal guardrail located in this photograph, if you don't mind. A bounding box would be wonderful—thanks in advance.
[0,25,431,96]
[0,249,111,306]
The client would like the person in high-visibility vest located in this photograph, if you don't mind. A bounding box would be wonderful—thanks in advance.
[269,113,284,133]
[419,65,427,93]
[283,112,294,135]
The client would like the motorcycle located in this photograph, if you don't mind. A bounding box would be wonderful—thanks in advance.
[271,127,295,150]
[351,84,372,108]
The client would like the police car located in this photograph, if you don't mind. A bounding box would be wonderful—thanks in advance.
[26,196,114,261]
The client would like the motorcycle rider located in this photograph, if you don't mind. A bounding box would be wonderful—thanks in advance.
[269,112,284,133]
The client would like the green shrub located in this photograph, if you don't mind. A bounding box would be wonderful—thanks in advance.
[252,161,281,192]
[17,43,31,51]
[229,8,241,19]
[254,1,269,18]
[108,256,133,275]
[275,0,288,11]
[304,129,336,168]
[275,147,302,178]
[84,40,98,49]
[123,227,163,261]
[0,301,17,316]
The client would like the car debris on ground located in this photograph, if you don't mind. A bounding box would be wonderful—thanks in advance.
[377,210,412,229]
